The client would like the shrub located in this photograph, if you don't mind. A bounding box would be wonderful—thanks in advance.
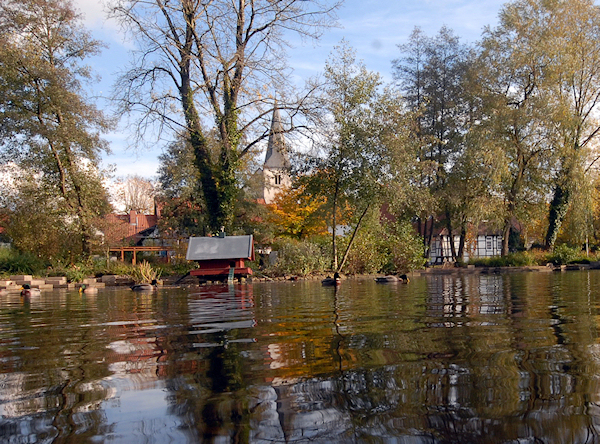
[47,260,94,282]
[268,238,329,276]
[387,220,427,273]
[340,228,388,275]
[548,244,585,265]
[131,260,162,283]
[0,248,48,276]
[469,251,538,267]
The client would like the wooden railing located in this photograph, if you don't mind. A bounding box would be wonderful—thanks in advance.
[108,246,176,265]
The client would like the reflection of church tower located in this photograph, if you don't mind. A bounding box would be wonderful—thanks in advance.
[262,104,291,204]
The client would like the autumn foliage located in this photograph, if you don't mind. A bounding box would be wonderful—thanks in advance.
[267,185,328,239]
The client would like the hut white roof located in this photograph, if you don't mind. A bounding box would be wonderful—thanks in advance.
[186,235,254,261]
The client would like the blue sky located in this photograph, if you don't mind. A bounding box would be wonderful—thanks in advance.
[74,0,506,179]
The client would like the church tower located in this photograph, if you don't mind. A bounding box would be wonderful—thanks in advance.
[262,104,291,204]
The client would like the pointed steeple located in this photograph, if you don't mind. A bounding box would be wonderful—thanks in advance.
[261,102,291,205]
[264,103,290,169]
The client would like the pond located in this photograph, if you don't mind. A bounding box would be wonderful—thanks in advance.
[2,271,600,443]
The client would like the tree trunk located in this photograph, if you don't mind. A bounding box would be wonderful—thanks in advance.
[337,203,371,272]
[445,211,457,262]
[424,216,434,261]
[457,225,466,262]
[178,33,229,233]
[545,184,570,250]
[331,181,339,271]
[502,218,511,256]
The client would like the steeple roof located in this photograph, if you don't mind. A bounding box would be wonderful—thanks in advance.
[264,104,290,169]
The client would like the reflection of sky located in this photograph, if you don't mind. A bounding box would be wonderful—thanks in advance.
[100,381,192,443]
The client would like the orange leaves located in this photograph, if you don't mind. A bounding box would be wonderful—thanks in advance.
[267,184,328,239]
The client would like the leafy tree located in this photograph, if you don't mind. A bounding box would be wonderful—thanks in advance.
[267,184,328,239]
[156,129,265,239]
[393,26,475,261]
[109,0,341,233]
[5,175,106,262]
[477,0,600,251]
[0,0,111,256]
[474,4,557,256]
[302,42,386,271]
[157,136,205,238]
[538,0,600,248]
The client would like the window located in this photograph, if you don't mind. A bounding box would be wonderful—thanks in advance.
[275,174,282,185]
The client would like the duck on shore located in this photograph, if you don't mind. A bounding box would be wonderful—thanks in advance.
[21,284,41,298]
[131,279,158,291]
[321,272,341,286]
[375,274,409,284]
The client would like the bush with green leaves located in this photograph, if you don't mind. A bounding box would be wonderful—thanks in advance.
[387,220,427,273]
[339,220,389,275]
[548,244,586,265]
[131,260,163,283]
[0,248,48,276]
[469,252,537,267]
[340,217,425,274]
[268,238,329,276]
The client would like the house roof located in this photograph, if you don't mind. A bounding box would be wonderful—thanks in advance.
[104,210,158,246]
[186,235,254,261]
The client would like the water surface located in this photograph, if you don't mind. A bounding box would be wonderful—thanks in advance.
[2,271,600,443]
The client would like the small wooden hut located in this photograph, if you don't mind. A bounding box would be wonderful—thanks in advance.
[186,234,254,279]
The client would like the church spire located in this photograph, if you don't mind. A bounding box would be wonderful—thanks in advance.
[264,102,290,169]
[261,102,291,205]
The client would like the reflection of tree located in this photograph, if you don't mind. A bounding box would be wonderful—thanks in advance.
[0,293,113,440]
[244,274,600,442]
[157,285,256,441]
[7,275,600,442]
[201,335,250,442]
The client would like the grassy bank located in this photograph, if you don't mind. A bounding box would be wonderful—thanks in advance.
[1,243,596,283]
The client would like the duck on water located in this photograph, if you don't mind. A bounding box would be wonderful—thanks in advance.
[79,284,98,294]
[131,279,158,291]
[21,284,41,298]
[321,272,341,286]
[375,274,410,284]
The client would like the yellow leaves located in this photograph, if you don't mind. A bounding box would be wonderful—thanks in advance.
[267,184,328,239]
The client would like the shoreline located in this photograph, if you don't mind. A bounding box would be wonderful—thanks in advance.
[2,262,599,293]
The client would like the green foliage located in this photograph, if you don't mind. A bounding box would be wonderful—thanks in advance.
[4,177,109,262]
[94,260,135,277]
[0,0,112,256]
[469,252,538,267]
[46,259,94,282]
[339,210,389,274]
[340,229,388,275]
[548,244,586,265]
[387,220,427,273]
[0,248,48,276]
[131,260,162,283]
[339,215,425,275]
[267,238,330,276]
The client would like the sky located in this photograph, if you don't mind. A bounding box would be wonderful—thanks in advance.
[72,0,507,180]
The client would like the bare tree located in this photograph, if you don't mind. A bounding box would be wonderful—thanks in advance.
[114,175,156,213]
[109,0,341,232]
